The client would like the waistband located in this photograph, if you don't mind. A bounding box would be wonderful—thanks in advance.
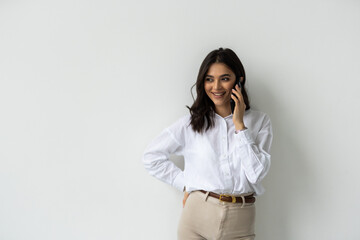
[195,190,256,208]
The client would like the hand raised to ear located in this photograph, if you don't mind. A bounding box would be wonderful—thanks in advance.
[231,80,246,131]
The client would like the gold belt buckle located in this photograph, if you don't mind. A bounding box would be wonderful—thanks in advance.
[219,194,236,203]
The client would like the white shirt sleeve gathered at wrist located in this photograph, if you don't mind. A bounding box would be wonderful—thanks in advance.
[235,127,247,134]
[234,115,273,185]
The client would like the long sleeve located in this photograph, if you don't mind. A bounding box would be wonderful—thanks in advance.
[142,123,186,192]
[234,114,273,184]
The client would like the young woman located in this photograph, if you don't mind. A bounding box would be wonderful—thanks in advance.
[142,47,273,240]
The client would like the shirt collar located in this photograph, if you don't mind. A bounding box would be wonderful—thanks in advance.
[214,112,233,119]
[214,109,250,119]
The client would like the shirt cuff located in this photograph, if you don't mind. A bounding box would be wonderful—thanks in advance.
[172,171,185,192]
[234,128,255,146]
[235,127,248,134]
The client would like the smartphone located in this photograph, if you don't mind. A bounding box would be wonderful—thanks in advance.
[230,77,243,114]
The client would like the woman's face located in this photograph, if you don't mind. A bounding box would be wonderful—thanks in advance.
[204,62,236,110]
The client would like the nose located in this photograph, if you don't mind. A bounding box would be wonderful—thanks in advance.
[213,79,222,90]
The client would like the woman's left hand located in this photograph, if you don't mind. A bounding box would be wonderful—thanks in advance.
[183,191,190,208]
[231,80,246,130]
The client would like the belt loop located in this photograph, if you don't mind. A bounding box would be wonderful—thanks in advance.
[240,196,246,208]
[204,191,210,201]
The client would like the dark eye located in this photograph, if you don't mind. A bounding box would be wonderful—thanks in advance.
[205,78,213,82]
[222,78,230,81]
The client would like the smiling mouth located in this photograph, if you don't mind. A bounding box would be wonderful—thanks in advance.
[212,92,225,96]
[211,92,226,99]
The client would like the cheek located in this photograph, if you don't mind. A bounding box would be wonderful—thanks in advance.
[226,83,235,92]
[204,84,211,92]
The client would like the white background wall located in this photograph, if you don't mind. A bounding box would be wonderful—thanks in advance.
[1,0,359,239]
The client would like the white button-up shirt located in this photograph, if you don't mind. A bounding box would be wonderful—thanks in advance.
[142,109,273,196]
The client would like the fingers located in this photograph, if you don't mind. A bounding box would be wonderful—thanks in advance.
[230,93,239,104]
[231,89,241,102]
[231,86,246,111]
[183,192,189,208]
[183,197,187,208]
[232,85,244,102]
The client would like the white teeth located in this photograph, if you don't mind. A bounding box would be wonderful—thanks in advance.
[213,93,225,96]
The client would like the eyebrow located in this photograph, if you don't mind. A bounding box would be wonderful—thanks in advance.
[205,74,231,78]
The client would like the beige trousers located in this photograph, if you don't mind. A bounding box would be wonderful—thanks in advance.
[177,190,256,240]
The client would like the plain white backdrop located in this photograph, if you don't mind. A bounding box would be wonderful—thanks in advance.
[1,0,359,239]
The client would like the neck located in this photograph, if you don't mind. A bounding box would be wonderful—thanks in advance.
[214,105,232,118]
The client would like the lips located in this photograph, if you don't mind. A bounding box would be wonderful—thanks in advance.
[212,92,226,98]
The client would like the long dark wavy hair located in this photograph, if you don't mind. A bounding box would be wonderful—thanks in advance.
[186,47,251,134]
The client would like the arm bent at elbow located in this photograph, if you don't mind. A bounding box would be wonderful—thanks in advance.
[235,114,273,184]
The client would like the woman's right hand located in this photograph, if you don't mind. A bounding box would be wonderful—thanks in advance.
[182,191,190,208]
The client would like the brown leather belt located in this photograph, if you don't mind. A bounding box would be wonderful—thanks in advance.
[199,190,256,203]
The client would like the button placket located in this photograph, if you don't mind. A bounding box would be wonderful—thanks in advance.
[225,117,235,189]
[216,116,232,190]
[220,119,228,160]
